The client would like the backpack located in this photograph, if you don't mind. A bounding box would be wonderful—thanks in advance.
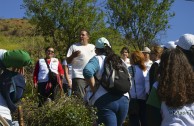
[0,69,26,112]
[100,58,131,95]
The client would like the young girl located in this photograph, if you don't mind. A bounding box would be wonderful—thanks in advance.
[147,49,194,126]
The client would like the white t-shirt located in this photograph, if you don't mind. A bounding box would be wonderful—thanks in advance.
[161,102,194,126]
[121,58,131,68]
[145,60,153,71]
[0,49,7,60]
[67,43,95,79]
[0,93,12,121]
[144,60,153,94]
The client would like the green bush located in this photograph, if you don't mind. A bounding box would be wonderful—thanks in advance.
[20,96,97,126]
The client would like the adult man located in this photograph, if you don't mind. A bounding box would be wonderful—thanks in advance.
[66,29,96,98]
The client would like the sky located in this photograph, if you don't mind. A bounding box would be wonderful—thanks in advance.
[0,0,194,44]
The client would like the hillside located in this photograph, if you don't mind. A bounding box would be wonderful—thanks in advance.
[0,19,41,50]
[0,18,35,37]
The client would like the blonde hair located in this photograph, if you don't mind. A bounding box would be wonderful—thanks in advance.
[151,45,163,58]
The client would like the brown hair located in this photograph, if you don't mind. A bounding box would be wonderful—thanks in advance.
[80,29,90,36]
[120,47,129,54]
[130,51,146,71]
[158,49,194,108]
[151,45,163,58]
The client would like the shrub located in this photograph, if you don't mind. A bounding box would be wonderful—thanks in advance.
[19,96,97,126]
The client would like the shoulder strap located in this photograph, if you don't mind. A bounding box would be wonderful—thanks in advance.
[44,59,51,72]
[131,65,137,99]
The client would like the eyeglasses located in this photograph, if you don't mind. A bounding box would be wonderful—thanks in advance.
[47,50,54,53]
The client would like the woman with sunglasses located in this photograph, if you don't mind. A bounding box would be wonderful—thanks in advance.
[33,46,64,107]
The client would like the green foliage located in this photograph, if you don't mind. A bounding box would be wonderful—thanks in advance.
[22,0,109,57]
[0,35,26,50]
[106,0,175,50]
[20,96,97,126]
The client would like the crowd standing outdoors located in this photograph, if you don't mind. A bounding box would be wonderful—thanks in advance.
[0,30,194,126]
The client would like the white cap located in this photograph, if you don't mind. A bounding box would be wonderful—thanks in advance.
[95,37,111,49]
[176,34,194,50]
[164,41,177,49]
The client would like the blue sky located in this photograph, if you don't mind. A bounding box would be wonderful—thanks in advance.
[160,0,194,44]
[0,0,194,44]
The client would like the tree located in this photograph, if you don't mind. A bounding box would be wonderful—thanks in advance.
[22,0,107,57]
[106,0,175,50]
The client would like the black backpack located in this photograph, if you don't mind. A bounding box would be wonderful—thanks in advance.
[100,58,131,95]
[0,69,26,112]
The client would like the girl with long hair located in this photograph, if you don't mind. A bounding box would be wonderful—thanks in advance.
[128,51,148,126]
[158,49,194,125]
[147,48,194,126]
[83,37,129,126]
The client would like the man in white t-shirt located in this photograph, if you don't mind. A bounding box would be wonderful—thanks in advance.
[66,29,96,98]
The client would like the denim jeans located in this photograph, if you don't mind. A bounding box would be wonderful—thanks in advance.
[94,93,129,126]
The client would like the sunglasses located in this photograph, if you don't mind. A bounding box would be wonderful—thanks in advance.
[47,50,54,53]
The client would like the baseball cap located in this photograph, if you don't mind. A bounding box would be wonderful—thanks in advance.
[164,41,177,49]
[176,34,194,50]
[141,47,151,53]
[95,37,111,49]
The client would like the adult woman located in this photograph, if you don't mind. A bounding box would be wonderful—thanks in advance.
[33,46,64,107]
[83,37,129,126]
[128,51,148,126]
[120,47,130,67]
[158,49,194,125]
[149,45,163,91]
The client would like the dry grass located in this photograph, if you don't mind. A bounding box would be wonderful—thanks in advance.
[0,18,35,37]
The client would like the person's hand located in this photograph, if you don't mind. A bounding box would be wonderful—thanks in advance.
[67,80,72,89]
[12,67,25,75]
[34,83,38,89]
[72,50,81,58]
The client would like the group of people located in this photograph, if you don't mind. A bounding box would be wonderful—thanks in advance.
[32,31,194,126]
[1,30,194,126]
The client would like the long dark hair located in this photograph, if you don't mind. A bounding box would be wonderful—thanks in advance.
[158,49,194,108]
[96,46,122,70]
